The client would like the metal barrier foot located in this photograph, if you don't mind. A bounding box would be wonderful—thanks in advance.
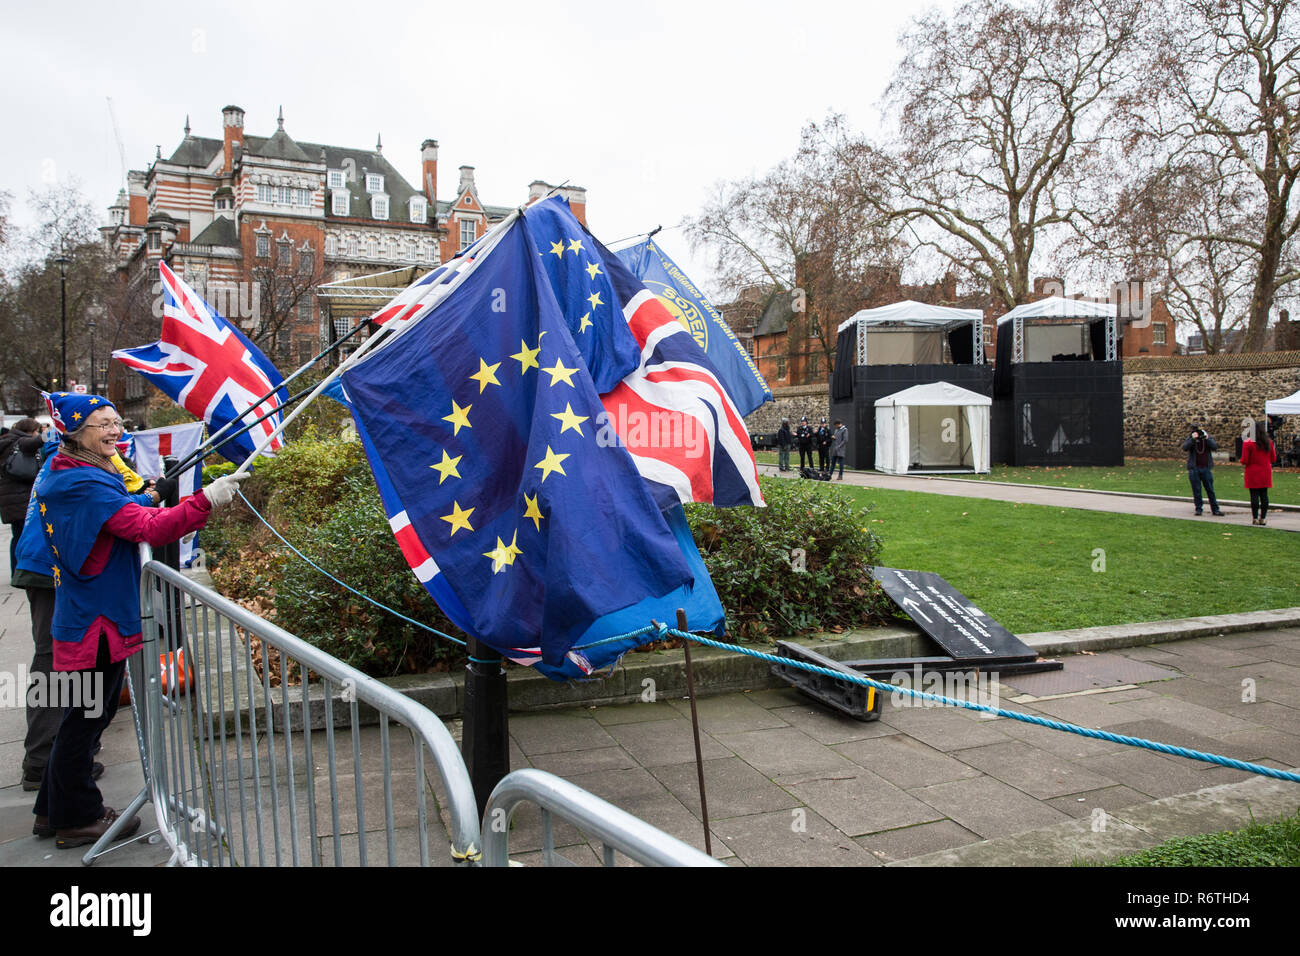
[80,786,151,866]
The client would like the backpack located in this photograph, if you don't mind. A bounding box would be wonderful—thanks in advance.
[3,440,41,482]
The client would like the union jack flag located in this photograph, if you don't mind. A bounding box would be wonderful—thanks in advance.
[113,262,288,465]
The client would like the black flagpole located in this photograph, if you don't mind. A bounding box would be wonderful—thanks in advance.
[162,382,320,480]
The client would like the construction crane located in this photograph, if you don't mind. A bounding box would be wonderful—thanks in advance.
[106,96,127,189]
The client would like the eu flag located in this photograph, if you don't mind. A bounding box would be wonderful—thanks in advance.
[341,219,722,677]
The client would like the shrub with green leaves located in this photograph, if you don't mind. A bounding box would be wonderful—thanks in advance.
[686,476,889,641]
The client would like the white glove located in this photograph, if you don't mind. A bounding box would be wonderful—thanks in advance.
[203,473,248,508]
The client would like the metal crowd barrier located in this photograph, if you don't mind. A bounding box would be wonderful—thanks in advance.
[134,558,481,866]
[102,556,715,867]
[482,769,721,867]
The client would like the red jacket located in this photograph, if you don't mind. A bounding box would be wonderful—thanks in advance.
[1241,439,1275,489]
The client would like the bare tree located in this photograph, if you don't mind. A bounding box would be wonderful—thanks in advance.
[1129,0,1300,352]
[859,0,1143,312]
[248,243,325,367]
[684,120,906,373]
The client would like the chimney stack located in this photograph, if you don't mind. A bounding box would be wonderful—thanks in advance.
[421,139,438,205]
[222,104,245,175]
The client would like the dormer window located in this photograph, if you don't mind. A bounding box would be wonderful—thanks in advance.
[331,190,350,216]
[372,195,389,220]
[327,169,345,189]
[409,197,427,223]
[366,173,384,193]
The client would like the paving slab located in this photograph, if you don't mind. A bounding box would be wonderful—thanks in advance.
[955,739,1120,799]
[664,692,792,734]
[648,757,800,819]
[768,704,900,745]
[1077,749,1251,799]
[908,775,1074,839]
[1044,785,1153,819]
[708,807,880,867]
[878,704,1010,752]
[834,734,982,789]
[856,820,983,863]
[507,712,616,755]
[1103,719,1264,767]
[711,726,859,776]
[605,717,731,768]
[776,768,946,837]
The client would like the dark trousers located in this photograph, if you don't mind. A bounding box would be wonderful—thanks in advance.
[22,586,59,778]
[6,517,22,576]
[799,446,813,469]
[832,455,845,479]
[777,446,790,470]
[818,447,830,471]
[1249,488,1270,520]
[1188,467,1219,514]
[34,635,126,829]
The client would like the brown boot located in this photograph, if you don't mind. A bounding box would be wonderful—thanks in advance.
[55,807,141,849]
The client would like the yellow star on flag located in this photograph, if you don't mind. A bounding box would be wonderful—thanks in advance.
[534,445,570,483]
[577,312,593,333]
[470,358,502,393]
[52,566,61,587]
[39,502,46,515]
[483,531,522,574]
[551,403,588,436]
[541,359,578,388]
[510,339,541,374]
[45,522,53,536]
[568,238,584,255]
[51,545,58,557]
[440,501,475,536]
[586,262,601,280]
[549,240,565,258]
[443,400,472,436]
[522,493,544,531]
[429,450,463,484]
[587,291,603,309]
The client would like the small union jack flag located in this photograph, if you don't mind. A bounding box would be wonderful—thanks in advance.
[113,262,288,465]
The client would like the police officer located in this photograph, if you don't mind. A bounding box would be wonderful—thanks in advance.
[816,418,832,472]
[796,417,814,471]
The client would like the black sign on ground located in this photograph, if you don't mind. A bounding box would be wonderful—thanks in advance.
[871,567,1036,662]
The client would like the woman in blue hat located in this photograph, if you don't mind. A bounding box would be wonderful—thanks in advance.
[31,392,246,848]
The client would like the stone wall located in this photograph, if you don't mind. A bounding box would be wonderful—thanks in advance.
[742,383,830,434]
[1123,352,1300,456]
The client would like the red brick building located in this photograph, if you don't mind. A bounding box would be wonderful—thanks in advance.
[101,105,587,422]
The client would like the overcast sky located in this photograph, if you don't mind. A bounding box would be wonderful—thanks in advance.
[0,0,952,296]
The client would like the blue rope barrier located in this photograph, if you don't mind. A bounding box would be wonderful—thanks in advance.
[229,493,1298,785]
[235,490,467,647]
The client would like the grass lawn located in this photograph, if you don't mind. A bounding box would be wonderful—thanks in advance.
[754,452,1299,505]
[835,484,1299,633]
[952,459,1300,506]
[1089,810,1300,866]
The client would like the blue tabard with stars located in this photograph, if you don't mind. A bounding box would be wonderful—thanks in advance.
[34,463,145,645]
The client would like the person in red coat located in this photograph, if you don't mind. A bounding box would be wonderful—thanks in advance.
[1241,418,1276,526]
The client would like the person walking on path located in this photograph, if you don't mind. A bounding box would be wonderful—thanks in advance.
[816,419,832,472]
[796,417,815,471]
[1182,426,1224,516]
[1,418,44,575]
[831,419,848,480]
[776,418,793,472]
[1241,418,1276,526]
[31,391,246,849]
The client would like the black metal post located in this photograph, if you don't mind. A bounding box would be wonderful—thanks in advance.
[462,636,508,818]
[88,316,97,396]
[159,456,181,572]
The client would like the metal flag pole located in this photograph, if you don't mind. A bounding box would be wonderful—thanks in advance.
[462,637,508,818]
[677,608,712,856]
[228,206,525,478]
[163,381,319,480]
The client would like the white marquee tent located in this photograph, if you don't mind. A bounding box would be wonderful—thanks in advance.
[874,381,991,475]
[997,296,1118,362]
[837,300,985,366]
[1265,389,1300,415]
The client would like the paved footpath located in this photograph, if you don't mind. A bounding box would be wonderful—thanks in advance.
[3,529,1298,867]
[757,463,1300,533]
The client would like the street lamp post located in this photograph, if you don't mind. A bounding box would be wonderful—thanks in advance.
[54,251,70,389]
[89,314,97,395]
